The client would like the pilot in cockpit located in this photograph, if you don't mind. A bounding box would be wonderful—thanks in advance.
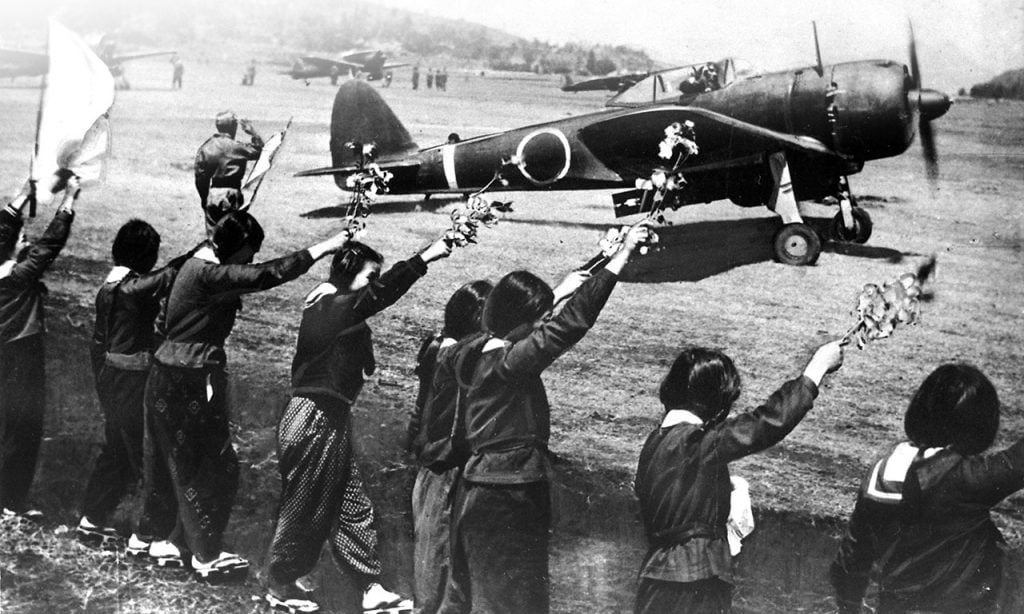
[678,63,721,96]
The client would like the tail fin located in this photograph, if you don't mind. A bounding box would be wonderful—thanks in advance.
[330,81,418,189]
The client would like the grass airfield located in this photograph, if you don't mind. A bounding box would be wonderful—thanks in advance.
[1,59,1023,612]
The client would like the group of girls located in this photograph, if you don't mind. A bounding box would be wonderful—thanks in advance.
[405,228,1023,614]
[2,173,1022,614]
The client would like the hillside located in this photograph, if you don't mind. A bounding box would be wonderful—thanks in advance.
[970,67,1024,100]
[2,0,657,74]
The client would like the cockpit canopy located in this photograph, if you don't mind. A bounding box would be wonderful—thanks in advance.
[607,58,760,107]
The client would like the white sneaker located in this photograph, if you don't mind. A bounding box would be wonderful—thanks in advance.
[362,582,411,611]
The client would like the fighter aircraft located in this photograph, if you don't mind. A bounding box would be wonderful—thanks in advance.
[561,71,653,93]
[0,36,174,87]
[95,36,176,89]
[282,50,408,84]
[297,29,950,266]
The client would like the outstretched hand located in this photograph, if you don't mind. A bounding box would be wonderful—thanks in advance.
[803,340,845,386]
[605,220,654,275]
[308,228,352,261]
[57,175,81,213]
[421,234,453,264]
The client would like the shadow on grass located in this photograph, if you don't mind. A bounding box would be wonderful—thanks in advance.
[622,216,924,283]
[300,197,456,218]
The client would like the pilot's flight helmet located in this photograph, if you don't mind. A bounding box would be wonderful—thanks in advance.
[215,111,238,136]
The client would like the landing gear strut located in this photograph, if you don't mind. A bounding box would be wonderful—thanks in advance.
[830,176,873,244]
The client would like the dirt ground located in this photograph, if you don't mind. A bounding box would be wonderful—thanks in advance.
[1,59,1022,612]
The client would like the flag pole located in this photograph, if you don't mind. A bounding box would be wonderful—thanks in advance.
[28,52,49,218]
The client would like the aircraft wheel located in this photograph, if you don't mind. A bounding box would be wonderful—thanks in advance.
[773,223,822,266]
[831,208,873,244]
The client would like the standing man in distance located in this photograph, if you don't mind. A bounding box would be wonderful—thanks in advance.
[193,111,264,236]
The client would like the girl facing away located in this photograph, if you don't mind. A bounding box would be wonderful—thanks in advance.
[408,280,493,614]
[831,363,1024,614]
[634,341,844,614]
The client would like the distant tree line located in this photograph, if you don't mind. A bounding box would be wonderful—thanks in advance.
[969,68,1024,101]
[48,0,653,74]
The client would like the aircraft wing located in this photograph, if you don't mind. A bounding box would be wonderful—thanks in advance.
[0,49,48,78]
[300,55,361,72]
[112,50,176,63]
[562,73,646,93]
[382,62,409,71]
[579,106,838,175]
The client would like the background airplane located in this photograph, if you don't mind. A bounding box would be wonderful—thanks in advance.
[298,29,950,266]
[0,35,174,86]
[95,35,176,88]
[561,70,655,93]
[282,50,408,84]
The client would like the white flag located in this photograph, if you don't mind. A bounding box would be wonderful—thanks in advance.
[243,130,287,190]
[243,117,293,191]
[31,19,115,201]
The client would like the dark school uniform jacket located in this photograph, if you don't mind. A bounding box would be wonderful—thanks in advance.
[193,132,263,205]
[830,438,1024,614]
[90,252,193,377]
[0,204,73,345]
[153,250,314,369]
[456,268,619,485]
[633,376,819,585]
[412,335,483,471]
[290,255,427,407]
[406,333,444,457]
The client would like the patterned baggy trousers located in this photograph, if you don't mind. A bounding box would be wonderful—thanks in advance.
[267,395,380,584]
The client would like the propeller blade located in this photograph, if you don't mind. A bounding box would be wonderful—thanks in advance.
[920,117,939,183]
[908,21,921,89]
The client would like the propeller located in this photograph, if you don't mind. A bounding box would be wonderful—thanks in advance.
[907,21,951,186]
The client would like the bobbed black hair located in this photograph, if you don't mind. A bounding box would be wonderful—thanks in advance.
[904,363,1000,455]
[329,241,383,288]
[211,211,264,261]
[482,270,554,338]
[659,347,742,424]
[444,280,493,341]
[112,218,160,273]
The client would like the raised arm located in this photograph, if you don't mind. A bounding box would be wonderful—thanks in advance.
[201,228,351,299]
[702,340,844,464]
[960,436,1024,506]
[500,224,651,378]
[351,234,451,320]
[9,177,79,285]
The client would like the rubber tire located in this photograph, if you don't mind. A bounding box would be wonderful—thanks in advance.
[773,223,822,266]
[831,208,873,244]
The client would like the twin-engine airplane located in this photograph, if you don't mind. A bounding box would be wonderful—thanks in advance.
[297,29,951,266]
[283,50,408,84]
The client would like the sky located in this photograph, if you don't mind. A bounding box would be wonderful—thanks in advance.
[375,0,1024,92]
